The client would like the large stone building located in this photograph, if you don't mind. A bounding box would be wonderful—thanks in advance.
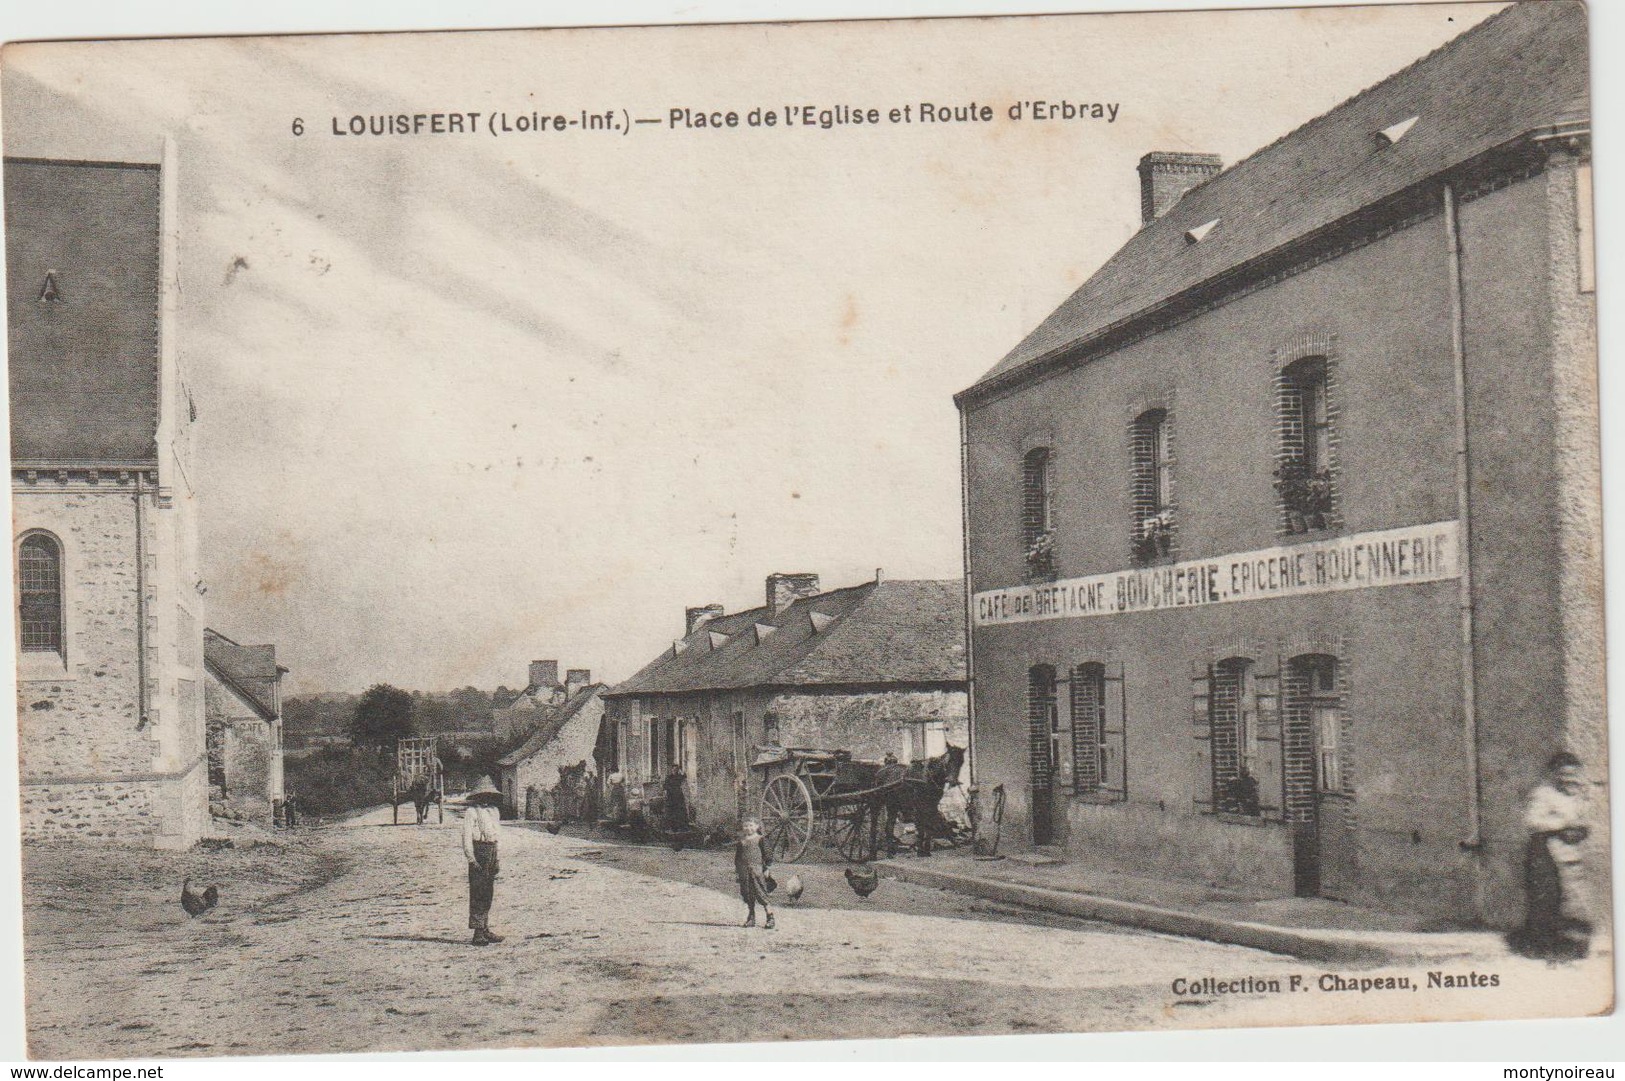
[203,629,287,820]
[955,2,1599,925]
[9,146,210,848]
[602,573,966,833]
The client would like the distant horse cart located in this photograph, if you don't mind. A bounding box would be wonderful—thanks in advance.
[752,744,967,863]
[393,736,445,825]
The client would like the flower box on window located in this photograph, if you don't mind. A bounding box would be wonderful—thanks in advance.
[1216,772,1261,817]
[1133,509,1174,562]
[1274,462,1332,533]
[1024,527,1056,582]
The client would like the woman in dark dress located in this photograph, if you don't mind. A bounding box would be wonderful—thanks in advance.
[662,762,689,834]
[1508,752,1592,960]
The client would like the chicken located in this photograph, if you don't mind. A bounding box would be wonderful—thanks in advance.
[180,877,219,918]
[544,821,563,835]
[843,865,879,899]
[784,874,804,903]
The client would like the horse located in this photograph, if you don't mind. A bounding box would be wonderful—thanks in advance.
[408,777,438,825]
[880,743,967,857]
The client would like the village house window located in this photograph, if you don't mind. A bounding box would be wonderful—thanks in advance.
[763,711,781,746]
[899,719,948,764]
[1209,658,1260,815]
[1275,358,1334,533]
[17,532,64,655]
[1070,662,1128,800]
[1021,447,1055,582]
[1131,410,1173,562]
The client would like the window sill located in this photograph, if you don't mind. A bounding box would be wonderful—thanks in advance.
[1070,790,1125,805]
[1213,811,1276,828]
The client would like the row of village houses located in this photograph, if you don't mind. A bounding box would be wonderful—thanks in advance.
[493,2,1602,928]
[11,3,1601,928]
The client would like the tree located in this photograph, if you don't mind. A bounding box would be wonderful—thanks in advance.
[349,684,416,753]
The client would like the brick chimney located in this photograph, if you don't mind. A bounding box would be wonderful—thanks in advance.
[1138,152,1222,223]
[565,668,591,698]
[528,660,559,689]
[685,604,725,635]
[767,572,822,613]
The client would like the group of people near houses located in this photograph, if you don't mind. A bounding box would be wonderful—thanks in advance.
[456,754,1598,956]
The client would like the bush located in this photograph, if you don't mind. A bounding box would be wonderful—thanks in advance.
[285,745,396,817]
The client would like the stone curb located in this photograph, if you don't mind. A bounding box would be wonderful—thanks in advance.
[876,860,1400,964]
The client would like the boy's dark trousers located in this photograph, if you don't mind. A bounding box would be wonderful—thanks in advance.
[468,841,499,938]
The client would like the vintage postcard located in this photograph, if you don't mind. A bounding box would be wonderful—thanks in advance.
[1,0,1613,1060]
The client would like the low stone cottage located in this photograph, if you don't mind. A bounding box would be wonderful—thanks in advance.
[600,572,967,834]
[203,629,287,819]
[495,676,606,819]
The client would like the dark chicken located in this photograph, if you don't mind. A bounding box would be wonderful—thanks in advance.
[843,865,879,899]
[180,877,219,918]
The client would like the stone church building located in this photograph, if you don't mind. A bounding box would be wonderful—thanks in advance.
[956,3,1599,925]
[9,145,210,848]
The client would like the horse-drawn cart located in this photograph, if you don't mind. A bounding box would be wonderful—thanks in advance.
[393,736,445,825]
[752,744,967,863]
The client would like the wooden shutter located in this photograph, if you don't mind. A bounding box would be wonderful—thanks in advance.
[1191,660,1214,813]
[1069,668,1098,795]
[1253,656,1284,821]
[1102,661,1128,801]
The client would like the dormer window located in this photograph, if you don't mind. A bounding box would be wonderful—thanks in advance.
[1184,219,1219,245]
[1376,116,1419,146]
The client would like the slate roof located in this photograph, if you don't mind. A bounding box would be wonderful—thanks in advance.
[961,1,1590,400]
[203,629,285,722]
[6,158,164,463]
[498,684,607,766]
[606,579,965,697]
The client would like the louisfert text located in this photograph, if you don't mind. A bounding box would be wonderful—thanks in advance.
[298,100,1119,139]
[1171,970,1502,999]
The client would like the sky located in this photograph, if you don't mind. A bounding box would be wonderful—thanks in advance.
[2,2,1506,694]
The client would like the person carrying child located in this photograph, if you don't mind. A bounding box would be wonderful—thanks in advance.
[734,818,775,930]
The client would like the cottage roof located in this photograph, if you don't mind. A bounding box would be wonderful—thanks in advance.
[6,158,164,463]
[497,684,606,766]
[203,629,285,722]
[606,579,965,697]
[960,1,1589,401]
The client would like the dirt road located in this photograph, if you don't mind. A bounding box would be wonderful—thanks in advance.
[19,807,1317,1057]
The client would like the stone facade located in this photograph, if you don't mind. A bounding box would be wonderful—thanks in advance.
[11,148,209,849]
[601,576,967,835]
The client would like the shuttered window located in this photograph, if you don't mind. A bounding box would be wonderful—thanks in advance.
[1070,662,1128,800]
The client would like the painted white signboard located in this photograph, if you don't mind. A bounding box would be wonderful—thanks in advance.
[973,521,1460,627]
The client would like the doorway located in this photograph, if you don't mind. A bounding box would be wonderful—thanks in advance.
[1285,653,1354,898]
[1027,665,1058,845]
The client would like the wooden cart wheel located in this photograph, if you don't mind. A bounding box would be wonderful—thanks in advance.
[761,774,814,863]
[832,802,876,863]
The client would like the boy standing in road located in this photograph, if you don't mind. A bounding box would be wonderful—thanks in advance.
[462,777,506,946]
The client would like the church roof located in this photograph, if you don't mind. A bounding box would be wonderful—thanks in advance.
[959,1,1589,402]
[5,158,164,463]
[606,578,965,697]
